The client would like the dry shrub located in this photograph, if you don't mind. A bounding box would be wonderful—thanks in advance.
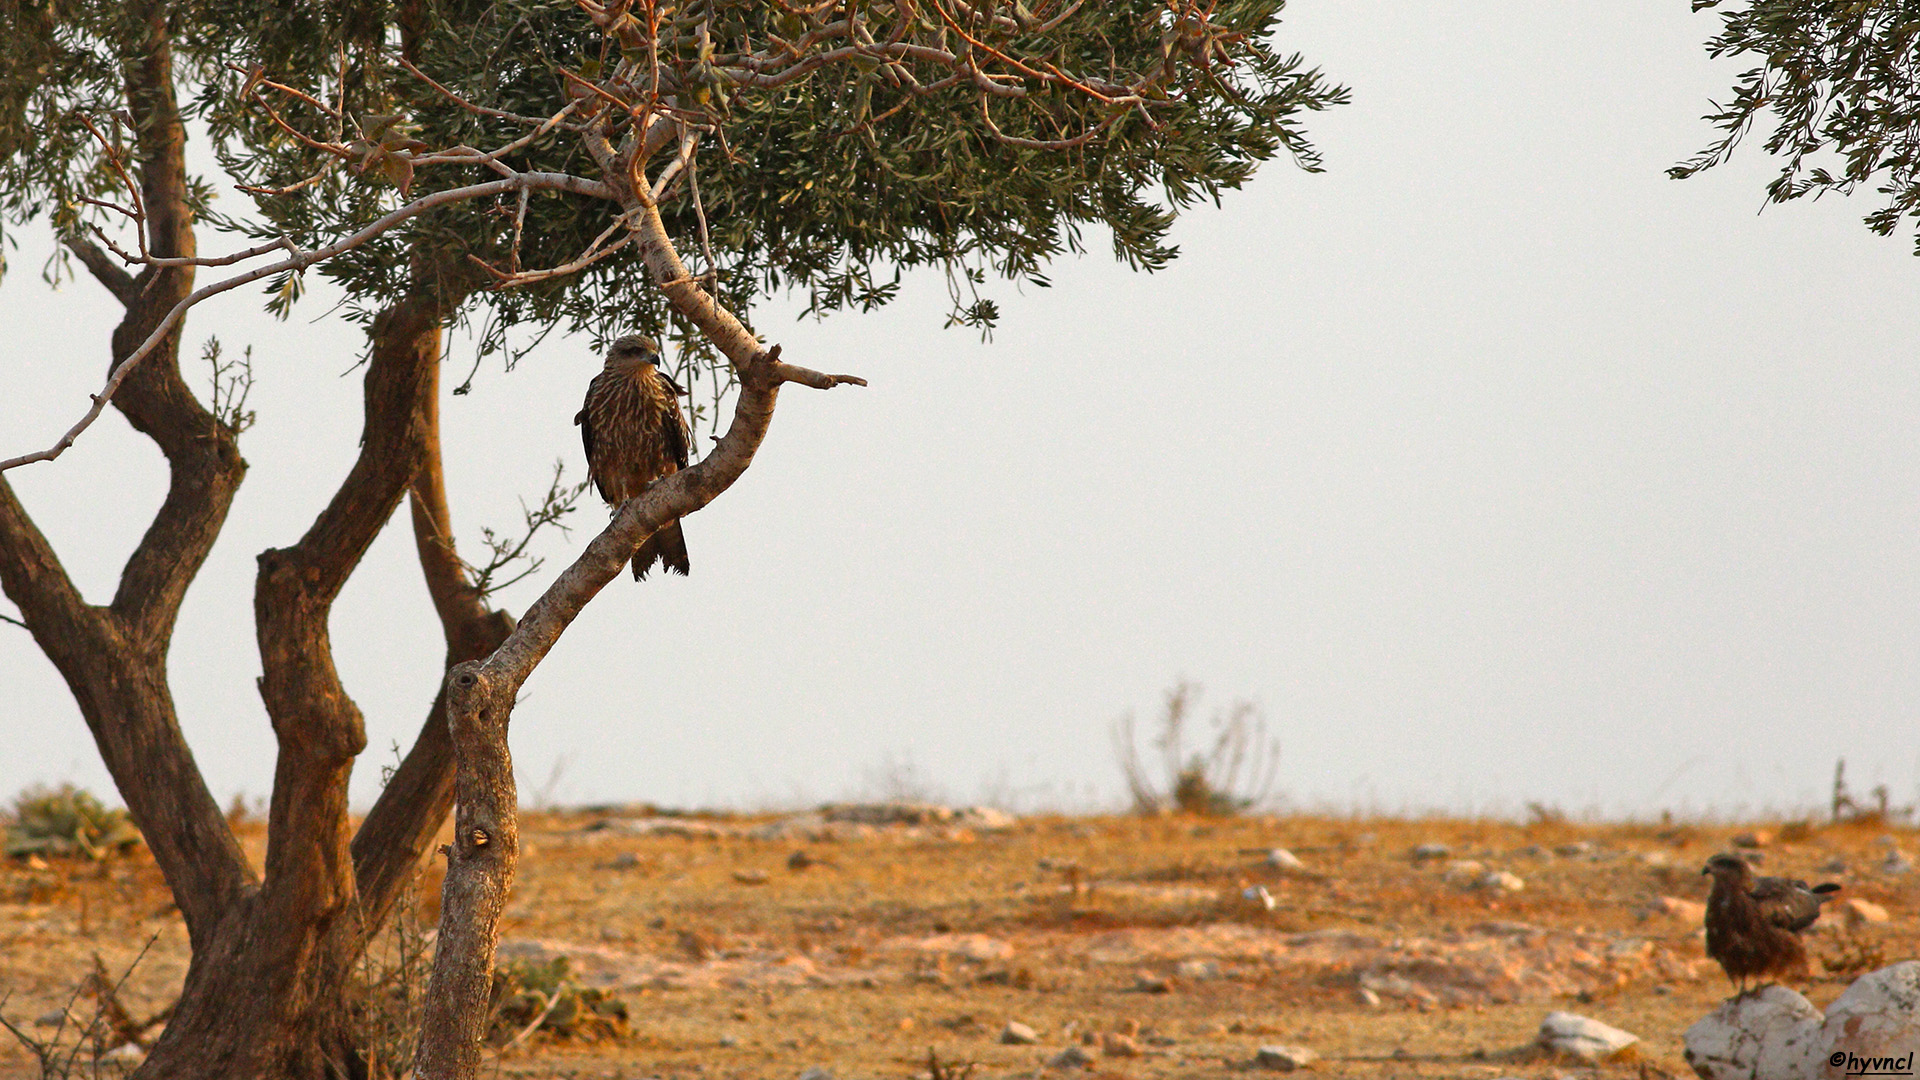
[1114,682,1280,817]
[487,957,630,1049]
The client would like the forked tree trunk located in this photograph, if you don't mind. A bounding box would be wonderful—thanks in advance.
[136,284,507,1079]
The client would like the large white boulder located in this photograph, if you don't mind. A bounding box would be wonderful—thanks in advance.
[1822,962,1920,1079]
[1683,986,1826,1080]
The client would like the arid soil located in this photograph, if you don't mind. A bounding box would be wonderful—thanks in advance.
[0,808,1912,1078]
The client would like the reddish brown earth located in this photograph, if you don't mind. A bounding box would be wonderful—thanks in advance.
[0,810,1910,1078]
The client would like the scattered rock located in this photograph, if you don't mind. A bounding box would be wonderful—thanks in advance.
[882,933,1015,962]
[1643,896,1707,924]
[1822,961,1920,1078]
[1048,1046,1093,1070]
[1443,860,1486,885]
[1882,851,1914,876]
[1175,959,1221,981]
[1354,986,1382,1007]
[1358,971,1438,1005]
[594,816,734,839]
[1820,857,1849,874]
[787,850,815,871]
[1101,1032,1143,1057]
[1000,1021,1040,1045]
[732,869,769,885]
[797,1068,835,1080]
[818,802,1015,830]
[1242,885,1276,911]
[596,851,642,871]
[1554,841,1596,859]
[33,1009,65,1028]
[1843,898,1891,926]
[1411,843,1450,862]
[1252,1045,1317,1071]
[1477,870,1525,894]
[1638,850,1671,867]
[1537,1011,1638,1062]
[1683,985,1824,1080]
[1131,973,1173,994]
[1264,848,1306,871]
[1732,831,1771,849]
[1513,845,1554,861]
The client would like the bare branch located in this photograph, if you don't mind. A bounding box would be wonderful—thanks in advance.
[2,171,611,473]
[61,238,138,306]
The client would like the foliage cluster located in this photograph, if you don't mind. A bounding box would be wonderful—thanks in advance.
[11,0,1352,382]
[1676,0,1920,252]
[3,784,141,860]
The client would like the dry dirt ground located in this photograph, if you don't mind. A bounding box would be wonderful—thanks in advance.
[0,809,1913,1079]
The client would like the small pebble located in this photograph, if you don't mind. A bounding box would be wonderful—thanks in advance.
[1000,1021,1040,1045]
[1252,1045,1317,1071]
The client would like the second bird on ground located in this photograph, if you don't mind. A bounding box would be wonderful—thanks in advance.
[1701,851,1841,997]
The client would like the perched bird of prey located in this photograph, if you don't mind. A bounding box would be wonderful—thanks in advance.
[1702,852,1841,995]
[575,334,692,579]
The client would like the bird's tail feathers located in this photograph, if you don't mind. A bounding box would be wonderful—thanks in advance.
[631,519,691,580]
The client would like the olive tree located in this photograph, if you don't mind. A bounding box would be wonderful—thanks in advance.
[1675,0,1920,249]
[0,1,1345,1076]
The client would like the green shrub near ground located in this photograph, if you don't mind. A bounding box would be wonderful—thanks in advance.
[4,784,141,859]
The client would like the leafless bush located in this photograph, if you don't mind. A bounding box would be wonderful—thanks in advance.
[1113,682,1281,816]
[0,938,166,1078]
[348,873,433,1078]
[1831,758,1913,828]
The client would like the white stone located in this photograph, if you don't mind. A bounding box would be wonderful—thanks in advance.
[1644,895,1708,923]
[1175,959,1221,980]
[1253,1045,1317,1071]
[1538,1011,1639,1063]
[797,1068,834,1080]
[1243,885,1277,910]
[1265,847,1306,871]
[1477,870,1526,894]
[1001,1021,1040,1045]
[957,805,1018,831]
[1843,898,1892,926]
[1442,859,1486,885]
[1683,985,1825,1080]
[1822,962,1920,1079]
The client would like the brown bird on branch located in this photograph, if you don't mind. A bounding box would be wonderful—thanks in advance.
[576,334,692,579]
[1702,852,1841,996]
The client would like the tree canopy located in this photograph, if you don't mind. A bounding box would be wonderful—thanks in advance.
[198,0,1344,348]
[1675,0,1920,252]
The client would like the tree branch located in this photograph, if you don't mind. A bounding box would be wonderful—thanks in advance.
[0,171,611,473]
[62,237,139,306]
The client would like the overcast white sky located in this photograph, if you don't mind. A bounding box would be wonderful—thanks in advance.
[4,1,1919,819]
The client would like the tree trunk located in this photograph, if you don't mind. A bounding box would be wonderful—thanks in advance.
[414,123,863,1077]
[137,278,505,1078]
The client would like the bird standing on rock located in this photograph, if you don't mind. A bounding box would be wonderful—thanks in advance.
[576,334,692,579]
[1702,851,1841,996]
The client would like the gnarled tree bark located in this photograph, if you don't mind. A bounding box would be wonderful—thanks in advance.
[414,119,864,1079]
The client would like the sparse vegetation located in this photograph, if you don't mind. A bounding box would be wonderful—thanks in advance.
[1831,758,1913,828]
[3,787,139,861]
[487,957,629,1049]
[1114,683,1282,817]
